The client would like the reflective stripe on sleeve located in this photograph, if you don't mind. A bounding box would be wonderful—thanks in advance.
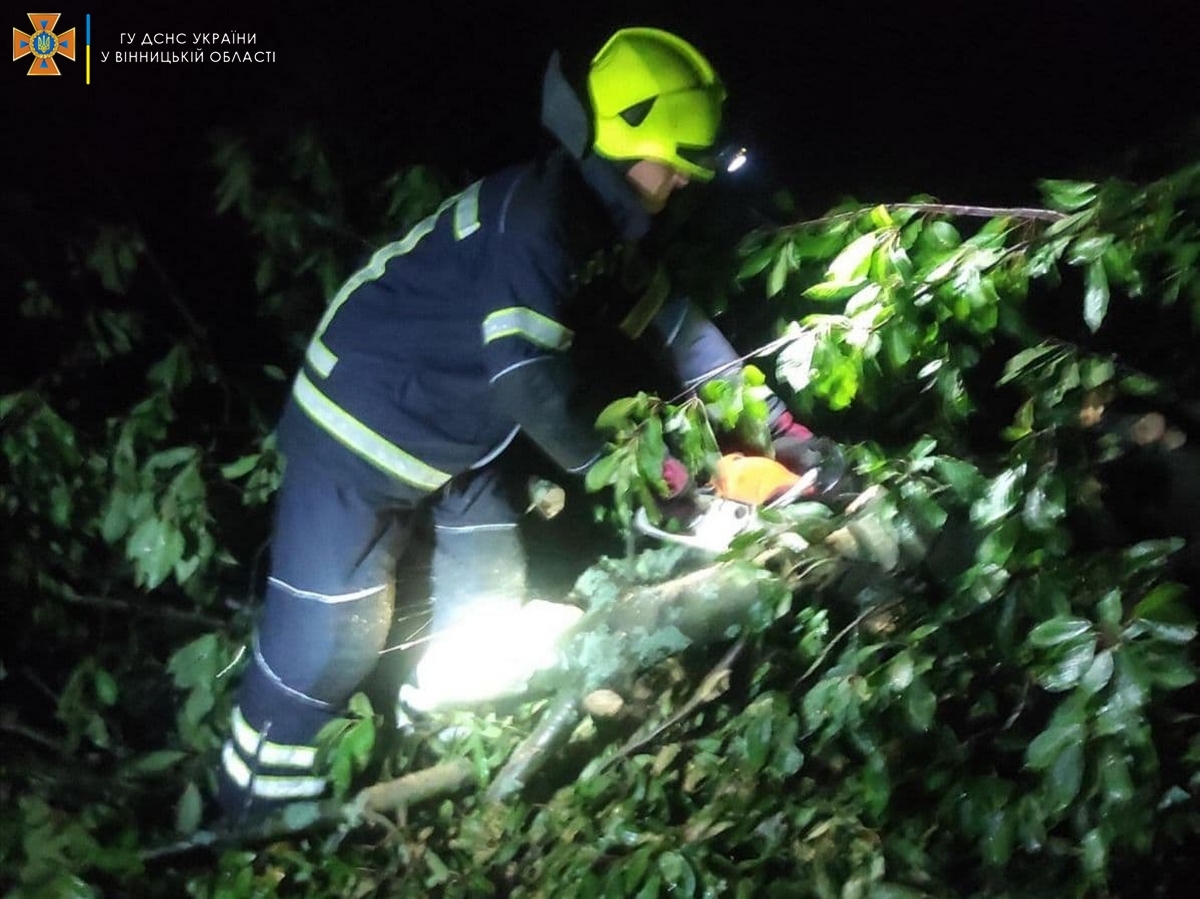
[482,307,573,351]
[292,370,452,491]
[231,707,317,770]
[221,742,326,799]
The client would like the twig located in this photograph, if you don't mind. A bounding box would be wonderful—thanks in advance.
[1001,679,1031,732]
[21,667,59,705]
[82,151,210,344]
[888,202,1067,223]
[61,591,224,628]
[598,638,747,774]
[0,719,65,754]
[795,598,906,688]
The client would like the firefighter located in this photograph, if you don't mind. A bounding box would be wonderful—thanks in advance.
[217,26,821,821]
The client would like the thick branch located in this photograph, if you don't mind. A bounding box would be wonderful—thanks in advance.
[485,690,581,803]
[353,758,474,815]
[143,759,475,863]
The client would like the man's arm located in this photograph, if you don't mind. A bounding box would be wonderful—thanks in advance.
[648,297,810,439]
[482,225,604,474]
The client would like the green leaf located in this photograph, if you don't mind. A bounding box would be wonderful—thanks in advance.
[737,242,778,280]
[1098,744,1133,804]
[1038,179,1097,212]
[657,851,696,897]
[997,343,1063,386]
[1132,582,1192,623]
[175,782,203,834]
[921,221,962,252]
[803,281,862,302]
[168,633,223,688]
[826,232,877,284]
[125,749,188,776]
[1027,723,1082,773]
[342,717,377,768]
[1068,234,1114,265]
[596,396,644,433]
[1029,617,1092,648]
[767,250,791,297]
[128,517,187,590]
[1022,475,1066,532]
[1083,259,1110,332]
[1135,619,1197,645]
[869,205,895,229]
[977,518,1021,567]
[970,467,1023,527]
[904,678,937,731]
[221,454,260,480]
[93,668,119,706]
[887,651,915,691]
[1080,357,1116,389]
[584,451,622,493]
[1081,828,1107,881]
[636,416,667,485]
[1046,739,1085,813]
[882,325,912,368]
[933,457,982,499]
[424,849,451,888]
[1038,637,1096,692]
[1080,649,1115,695]
[1002,399,1034,441]
[1096,589,1123,627]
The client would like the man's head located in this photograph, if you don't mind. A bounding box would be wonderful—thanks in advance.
[541,27,725,214]
[587,28,725,210]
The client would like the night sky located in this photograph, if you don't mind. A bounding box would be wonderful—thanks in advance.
[6,1,1199,355]
[12,2,1200,195]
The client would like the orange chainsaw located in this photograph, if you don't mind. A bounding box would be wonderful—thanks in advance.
[634,453,821,554]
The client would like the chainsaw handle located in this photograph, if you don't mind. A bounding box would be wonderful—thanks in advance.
[764,468,819,509]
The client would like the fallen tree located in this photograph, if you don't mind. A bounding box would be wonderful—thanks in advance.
[4,127,1199,897]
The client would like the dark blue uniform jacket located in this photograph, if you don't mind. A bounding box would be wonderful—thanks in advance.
[279,149,744,493]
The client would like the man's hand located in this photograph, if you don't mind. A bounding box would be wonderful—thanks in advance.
[661,456,692,498]
[770,412,855,505]
[659,456,699,523]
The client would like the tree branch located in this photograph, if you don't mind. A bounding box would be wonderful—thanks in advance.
[598,637,746,774]
[777,202,1068,233]
[60,590,226,628]
[143,759,476,863]
[794,598,907,688]
[353,758,474,816]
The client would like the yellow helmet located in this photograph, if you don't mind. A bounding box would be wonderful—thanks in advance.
[587,28,725,181]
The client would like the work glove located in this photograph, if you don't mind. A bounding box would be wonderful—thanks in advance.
[659,455,699,524]
[661,456,692,498]
[770,413,854,505]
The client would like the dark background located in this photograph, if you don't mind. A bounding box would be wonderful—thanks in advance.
[9,1,1200,210]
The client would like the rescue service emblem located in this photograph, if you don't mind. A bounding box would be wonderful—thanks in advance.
[12,12,75,75]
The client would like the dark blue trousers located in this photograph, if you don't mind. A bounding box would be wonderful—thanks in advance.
[219,416,525,819]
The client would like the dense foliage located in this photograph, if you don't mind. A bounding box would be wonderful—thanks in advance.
[2,124,1199,898]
